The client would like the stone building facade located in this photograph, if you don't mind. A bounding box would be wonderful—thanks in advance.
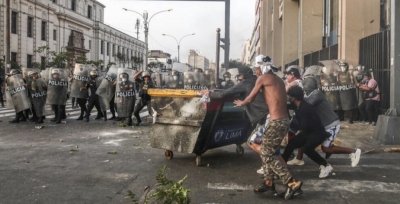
[1,0,145,71]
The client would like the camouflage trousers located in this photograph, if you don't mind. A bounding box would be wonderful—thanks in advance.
[261,118,292,184]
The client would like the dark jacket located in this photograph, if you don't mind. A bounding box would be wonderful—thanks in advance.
[209,75,269,124]
[293,101,330,138]
[304,90,339,128]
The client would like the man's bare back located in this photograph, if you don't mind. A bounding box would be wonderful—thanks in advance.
[234,73,288,120]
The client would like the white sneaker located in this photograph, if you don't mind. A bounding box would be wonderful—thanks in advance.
[287,158,305,166]
[319,164,333,178]
[350,148,361,167]
[257,167,264,175]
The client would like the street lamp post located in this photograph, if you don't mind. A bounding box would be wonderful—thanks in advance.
[123,8,172,70]
[162,33,195,63]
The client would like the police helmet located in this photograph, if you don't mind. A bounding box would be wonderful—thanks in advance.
[204,69,214,76]
[119,72,129,79]
[90,70,98,78]
[339,62,349,72]
[170,70,179,76]
[28,71,39,78]
[142,71,151,78]
[223,72,231,79]
[51,69,60,75]
[194,68,203,73]
[10,69,20,75]
[356,65,364,71]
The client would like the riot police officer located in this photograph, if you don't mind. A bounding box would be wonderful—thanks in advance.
[168,70,183,89]
[27,71,47,123]
[115,72,136,126]
[220,72,235,89]
[7,69,28,123]
[50,69,68,124]
[133,70,154,126]
[85,70,103,122]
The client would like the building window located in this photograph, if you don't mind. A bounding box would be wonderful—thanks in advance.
[11,11,17,34]
[89,40,91,50]
[41,21,46,41]
[107,43,110,56]
[41,57,46,69]
[101,40,104,54]
[27,17,33,37]
[113,44,115,55]
[71,0,76,11]
[51,0,56,3]
[53,29,57,41]
[27,55,32,67]
[87,5,92,19]
[11,52,17,63]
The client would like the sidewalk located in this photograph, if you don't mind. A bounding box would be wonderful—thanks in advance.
[336,120,400,153]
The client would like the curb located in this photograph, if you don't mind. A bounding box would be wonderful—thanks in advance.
[362,147,400,154]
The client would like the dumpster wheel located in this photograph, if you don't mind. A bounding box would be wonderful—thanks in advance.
[165,150,173,160]
[196,155,201,167]
[236,145,244,156]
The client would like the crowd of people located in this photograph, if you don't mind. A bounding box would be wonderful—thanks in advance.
[200,55,374,200]
[3,67,154,127]
[2,57,381,200]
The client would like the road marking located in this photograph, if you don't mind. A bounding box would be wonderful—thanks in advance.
[103,139,127,146]
[208,180,400,193]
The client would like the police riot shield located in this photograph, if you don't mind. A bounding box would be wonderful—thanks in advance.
[227,68,239,86]
[204,69,217,89]
[6,74,31,113]
[303,65,323,78]
[320,60,341,110]
[166,71,184,89]
[40,68,49,81]
[5,84,14,109]
[70,64,91,99]
[46,68,68,105]
[183,72,205,90]
[337,61,358,110]
[96,67,117,103]
[114,68,136,117]
[96,76,110,111]
[151,72,161,88]
[29,78,47,117]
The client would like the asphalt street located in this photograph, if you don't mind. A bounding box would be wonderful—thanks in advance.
[0,104,400,204]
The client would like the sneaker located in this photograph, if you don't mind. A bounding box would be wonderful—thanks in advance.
[319,164,333,178]
[283,179,303,200]
[287,158,305,166]
[257,167,264,175]
[254,183,277,195]
[350,148,361,167]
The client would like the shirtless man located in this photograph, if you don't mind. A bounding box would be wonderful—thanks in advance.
[234,68,302,200]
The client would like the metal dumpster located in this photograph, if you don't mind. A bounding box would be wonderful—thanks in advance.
[147,89,254,166]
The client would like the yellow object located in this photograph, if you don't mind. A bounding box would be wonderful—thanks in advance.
[148,89,201,98]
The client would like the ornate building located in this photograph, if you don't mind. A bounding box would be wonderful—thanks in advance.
[1,0,146,71]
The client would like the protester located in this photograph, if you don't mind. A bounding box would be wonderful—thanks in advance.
[287,77,361,168]
[234,65,302,200]
[282,86,333,178]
